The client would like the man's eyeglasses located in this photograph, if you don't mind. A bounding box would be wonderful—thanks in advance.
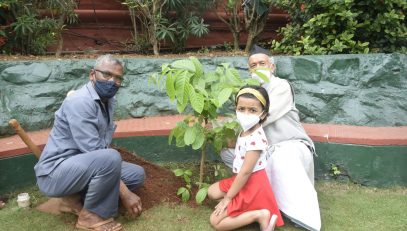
[94,69,123,86]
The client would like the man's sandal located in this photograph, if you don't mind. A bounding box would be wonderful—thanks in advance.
[75,218,122,231]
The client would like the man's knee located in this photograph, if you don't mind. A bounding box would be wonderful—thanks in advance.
[121,162,145,190]
[100,149,122,169]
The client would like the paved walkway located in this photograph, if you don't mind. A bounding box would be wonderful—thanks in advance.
[1,115,407,159]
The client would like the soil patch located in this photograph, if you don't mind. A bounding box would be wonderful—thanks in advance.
[117,147,184,210]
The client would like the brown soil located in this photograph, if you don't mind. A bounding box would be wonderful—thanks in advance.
[117,147,184,210]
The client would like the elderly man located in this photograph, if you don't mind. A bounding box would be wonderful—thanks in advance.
[221,45,321,231]
[34,55,145,231]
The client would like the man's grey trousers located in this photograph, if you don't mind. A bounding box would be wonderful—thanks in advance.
[36,149,145,218]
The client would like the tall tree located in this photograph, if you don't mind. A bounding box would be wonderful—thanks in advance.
[242,0,272,52]
[212,0,244,51]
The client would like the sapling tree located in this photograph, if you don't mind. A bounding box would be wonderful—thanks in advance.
[151,57,259,203]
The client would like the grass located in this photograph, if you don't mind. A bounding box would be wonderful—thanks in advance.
[1,181,406,231]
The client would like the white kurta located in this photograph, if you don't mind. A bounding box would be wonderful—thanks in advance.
[221,74,321,231]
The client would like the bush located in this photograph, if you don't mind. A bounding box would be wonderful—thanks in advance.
[0,0,77,55]
[271,0,407,55]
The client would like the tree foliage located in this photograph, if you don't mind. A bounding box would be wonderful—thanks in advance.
[0,0,77,55]
[271,0,407,54]
[150,57,259,195]
[122,0,210,55]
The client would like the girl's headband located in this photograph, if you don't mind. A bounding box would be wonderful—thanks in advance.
[236,88,266,107]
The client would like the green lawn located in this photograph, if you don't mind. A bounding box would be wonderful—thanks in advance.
[0,181,406,231]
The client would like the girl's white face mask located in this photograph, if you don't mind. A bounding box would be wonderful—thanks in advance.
[250,68,272,84]
[236,111,261,132]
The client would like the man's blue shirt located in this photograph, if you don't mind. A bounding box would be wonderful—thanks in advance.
[34,82,117,176]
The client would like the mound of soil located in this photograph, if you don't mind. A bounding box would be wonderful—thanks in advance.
[117,147,184,210]
[35,147,186,215]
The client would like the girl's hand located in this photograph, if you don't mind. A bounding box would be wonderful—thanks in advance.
[214,196,231,216]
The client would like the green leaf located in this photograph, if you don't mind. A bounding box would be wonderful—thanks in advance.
[204,72,218,83]
[173,169,184,177]
[184,175,191,184]
[190,56,203,77]
[192,129,205,150]
[189,86,205,113]
[181,190,190,202]
[213,136,223,154]
[175,72,188,102]
[165,73,176,101]
[177,187,187,195]
[218,88,233,106]
[171,59,196,73]
[184,169,193,176]
[184,125,197,145]
[195,187,208,204]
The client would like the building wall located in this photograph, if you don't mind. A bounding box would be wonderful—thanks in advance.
[57,0,288,52]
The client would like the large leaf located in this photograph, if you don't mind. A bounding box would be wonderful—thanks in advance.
[190,56,203,77]
[204,72,219,83]
[195,187,208,204]
[189,85,205,113]
[175,72,188,102]
[171,59,196,73]
[184,125,197,145]
[165,73,176,101]
[192,129,205,150]
[218,88,233,106]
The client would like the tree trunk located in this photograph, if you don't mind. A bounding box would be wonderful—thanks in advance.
[245,33,255,53]
[199,142,207,185]
[129,8,138,44]
[232,31,240,51]
[55,37,63,58]
[55,13,66,57]
[243,2,271,52]
[153,40,159,56]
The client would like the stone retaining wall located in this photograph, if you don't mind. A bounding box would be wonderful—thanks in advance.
[1,53,406,136]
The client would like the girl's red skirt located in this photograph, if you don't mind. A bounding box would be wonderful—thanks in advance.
[219,169,284,227]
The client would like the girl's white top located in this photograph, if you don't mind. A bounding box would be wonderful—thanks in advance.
[232,126,270,173]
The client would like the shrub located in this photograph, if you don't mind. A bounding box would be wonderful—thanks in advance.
[271,0,406,54]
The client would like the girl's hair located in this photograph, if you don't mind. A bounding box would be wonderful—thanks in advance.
[235,85,270,123]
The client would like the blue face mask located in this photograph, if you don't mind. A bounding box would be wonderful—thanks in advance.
[94,80,119,99]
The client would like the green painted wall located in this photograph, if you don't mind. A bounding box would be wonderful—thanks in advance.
[1,54,406,136]
[0,154,37,195]
[314,143,407,187]
[1,137,406,195]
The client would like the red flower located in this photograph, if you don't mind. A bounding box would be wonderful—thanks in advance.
[250,141,256,146]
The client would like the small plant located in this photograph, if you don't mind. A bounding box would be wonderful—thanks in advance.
[173,168,193,202]
[151,56,258,204]
[330,163,342,179]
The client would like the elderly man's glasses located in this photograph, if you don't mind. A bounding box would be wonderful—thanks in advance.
[94,69,123,86]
